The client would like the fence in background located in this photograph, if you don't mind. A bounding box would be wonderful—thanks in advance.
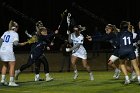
[0,50,120,72]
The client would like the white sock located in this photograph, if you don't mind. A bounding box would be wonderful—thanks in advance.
[125,76,129,81]
[74,70,78,73]
[1,74,6,81]
[10,77,14,82]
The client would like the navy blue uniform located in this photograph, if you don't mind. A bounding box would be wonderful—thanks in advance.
[117,30,136,60]
[20,33,53,72]
[93,32,119,57]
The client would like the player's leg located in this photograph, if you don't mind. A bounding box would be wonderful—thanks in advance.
[40,55,53,81]
[124,60,136,81]
[82,59,94,80]
[131,59,140,84]
[8,61,18,86]
[108,55,121,79]
[1,62,8,85]
[130,50,139,81]
[119,59,130,84]
[15,54,35,80]
[34,60,41,81]
[71,55,78,79]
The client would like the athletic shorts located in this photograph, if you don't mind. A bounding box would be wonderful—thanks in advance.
[118,49,136,60]
[0,52,15,61]
[72,52,87,59]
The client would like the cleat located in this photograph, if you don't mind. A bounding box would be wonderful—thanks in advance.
[35,75,39,82]
[73,73,78,80]
[130,72,136,81]
[15,70,20,80]
[35,77,44,81]
[35,78,39,82]
[8,82,19,87]
[138,80,140,85]
[113,69,121,79]
[90,76,94,81]
[89,73,94,81]
[115,70,121,79]
[46,76,53,82]
[124,80,130,85]
[1,80,8,86]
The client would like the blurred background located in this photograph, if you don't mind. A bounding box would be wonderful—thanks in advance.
[0,0,140,51]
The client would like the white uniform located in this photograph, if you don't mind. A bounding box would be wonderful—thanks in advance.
[132,32,139,57]
[0,30,19,61]
[70,33,87,59]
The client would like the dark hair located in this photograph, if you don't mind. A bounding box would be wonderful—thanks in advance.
[73,25,79,28]
[120,21,129,31]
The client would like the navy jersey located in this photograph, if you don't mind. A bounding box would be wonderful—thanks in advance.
[30,33,54,58]
[93,32,118,49]
[118,30,134,49]
[117,30,136,60]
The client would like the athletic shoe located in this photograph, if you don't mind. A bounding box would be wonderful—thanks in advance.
[130,71,136,81]
[90,75,94,81]
[89,73,94,81]
[1,80,8,86]
[113,69,121,79]
[46,76,53,82]
[115,70,121,79]
[35,75,44,81]
[15,70,20,80]
[8,82,19,87]
[138,79,140,85]
[73,73,78,80]
[35,76,39,81]
[124,80,130,85]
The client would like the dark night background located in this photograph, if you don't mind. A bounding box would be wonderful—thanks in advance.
[0,0,140,51]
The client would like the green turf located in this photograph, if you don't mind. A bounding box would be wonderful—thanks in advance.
[0,71,140,93]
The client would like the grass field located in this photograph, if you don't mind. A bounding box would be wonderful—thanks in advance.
[0,71,140,93]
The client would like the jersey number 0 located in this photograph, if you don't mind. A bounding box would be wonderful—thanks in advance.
[4,35,10,43]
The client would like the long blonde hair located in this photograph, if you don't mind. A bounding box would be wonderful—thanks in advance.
[8,20,18,30]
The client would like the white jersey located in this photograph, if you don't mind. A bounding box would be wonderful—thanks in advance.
[70,33,87,59]
[0,30,19,52]
[132,32,139,57]
[132,32,137,46]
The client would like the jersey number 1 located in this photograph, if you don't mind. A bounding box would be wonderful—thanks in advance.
[123,36,131,45]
